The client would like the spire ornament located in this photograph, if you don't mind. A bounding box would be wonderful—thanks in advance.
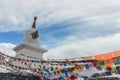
[32,16,37,29]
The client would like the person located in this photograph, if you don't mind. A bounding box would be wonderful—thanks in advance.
[70,75,78,80]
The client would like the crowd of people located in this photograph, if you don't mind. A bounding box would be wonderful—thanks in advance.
[0,73,85,80]
[0,73,40,80]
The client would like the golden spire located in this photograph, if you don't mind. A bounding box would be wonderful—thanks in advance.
[32,16,37,29]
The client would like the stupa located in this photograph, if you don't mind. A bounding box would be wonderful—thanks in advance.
[13,16,48,60]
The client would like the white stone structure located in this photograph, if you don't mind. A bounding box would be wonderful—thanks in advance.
[13,17,48,60]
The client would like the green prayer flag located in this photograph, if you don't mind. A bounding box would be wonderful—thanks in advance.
[73,68,78,73]
[101,60,106,68]
[117,57,120,62]
[84,56,88,60]
[112,65,117,73]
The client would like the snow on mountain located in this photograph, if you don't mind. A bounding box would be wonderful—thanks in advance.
[0,43,16,57]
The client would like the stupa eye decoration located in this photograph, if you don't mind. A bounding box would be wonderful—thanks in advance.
[31,30,39,39]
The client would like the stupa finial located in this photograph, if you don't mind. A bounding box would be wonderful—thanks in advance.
[32,16,37,29]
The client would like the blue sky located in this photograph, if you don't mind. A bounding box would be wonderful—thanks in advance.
[1,0,120,59]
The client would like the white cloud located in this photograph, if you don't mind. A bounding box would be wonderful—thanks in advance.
[0,43,16,57]
[44,33,120,59]
[0,0,120,32]
[1,33,120,60]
